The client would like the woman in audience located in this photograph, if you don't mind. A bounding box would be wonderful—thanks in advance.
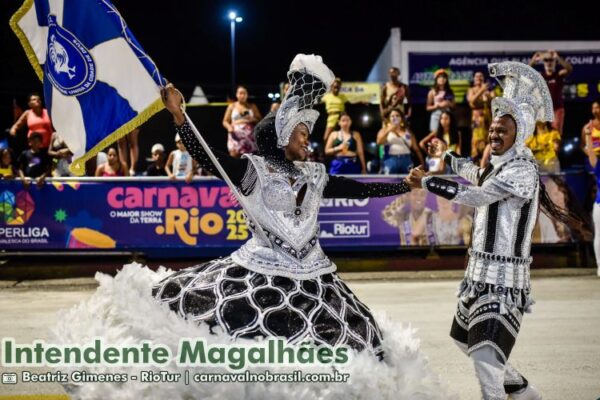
[95,147,129,177]
[426,69,455,133]
[325,113,366,174]
[467,71,493,162]
[322,78,348,141]
[222,85,262,158]
[9,93,53,149]
[526,121,561,173]
[48,132,73,177]
[420,110,462,156]
[0,149,16,179]
[377,109,424,174]
[585,130,600,276]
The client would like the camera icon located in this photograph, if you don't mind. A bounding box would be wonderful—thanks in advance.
[2,373,18,384]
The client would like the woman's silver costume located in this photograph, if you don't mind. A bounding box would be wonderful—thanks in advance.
[153,55,411,356]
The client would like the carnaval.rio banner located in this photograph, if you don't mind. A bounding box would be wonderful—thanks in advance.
[408,51,600,104]
[0,175,588,256]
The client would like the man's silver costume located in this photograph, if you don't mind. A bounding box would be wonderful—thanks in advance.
[421,62,552,400]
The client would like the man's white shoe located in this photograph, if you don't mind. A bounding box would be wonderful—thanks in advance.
[509,385,542,400]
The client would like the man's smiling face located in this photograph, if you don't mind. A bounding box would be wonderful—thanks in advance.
[488,115,517,156]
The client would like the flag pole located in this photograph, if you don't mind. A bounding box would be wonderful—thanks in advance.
[182,112,273,248]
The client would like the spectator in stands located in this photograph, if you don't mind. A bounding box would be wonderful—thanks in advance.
[95,147,129,177]
[526,122,561,173]
[584,130,600,276]
[222,85,262,158]
[420,110,462,156]
[0,149,16,179]
[145,143,167,177]
[9,93,53,149]
[581,98,600,154]
[424,138,448,174]
[325,113,366,174]
[321,78,348,141]
[166,134,197,183]
[470,112,489,165]
[117,128,140,176]
[581,100,600,211]
[17,132,52,188]
[466,71,494,113]
[529,50,573,134]
[380,67,411,121]
[47,132,73,177]
[426,69,455,132]
[467,71,493,161]
[376,109,424,174]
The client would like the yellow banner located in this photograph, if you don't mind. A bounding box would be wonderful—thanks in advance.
[339,82,381,104]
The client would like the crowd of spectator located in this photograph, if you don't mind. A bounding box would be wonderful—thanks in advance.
[1,50,596,185]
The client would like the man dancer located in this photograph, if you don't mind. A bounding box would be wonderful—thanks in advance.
[407,62,554,400]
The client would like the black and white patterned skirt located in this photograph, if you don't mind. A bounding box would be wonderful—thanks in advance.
[152,257,384,357]
[450,281,525,362]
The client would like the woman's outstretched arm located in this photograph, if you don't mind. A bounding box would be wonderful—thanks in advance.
[162,84,249,185]
[323,175,411,199]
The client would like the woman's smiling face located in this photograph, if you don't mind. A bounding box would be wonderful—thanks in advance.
[284,123,311,161]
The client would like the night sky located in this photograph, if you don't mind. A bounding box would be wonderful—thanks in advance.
[3,0,599,96]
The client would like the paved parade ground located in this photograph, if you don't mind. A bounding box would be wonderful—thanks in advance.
[0,271,598,400]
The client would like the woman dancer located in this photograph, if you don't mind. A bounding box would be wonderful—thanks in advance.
[155,55,410,356]
[52,55,450,400]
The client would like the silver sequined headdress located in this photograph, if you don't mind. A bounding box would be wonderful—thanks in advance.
[488,61,554,152]
[275,54,335,147]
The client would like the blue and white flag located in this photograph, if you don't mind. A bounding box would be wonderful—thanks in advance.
[10,0,166,175]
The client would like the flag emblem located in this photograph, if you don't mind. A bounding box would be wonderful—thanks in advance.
[46,15,97,96]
